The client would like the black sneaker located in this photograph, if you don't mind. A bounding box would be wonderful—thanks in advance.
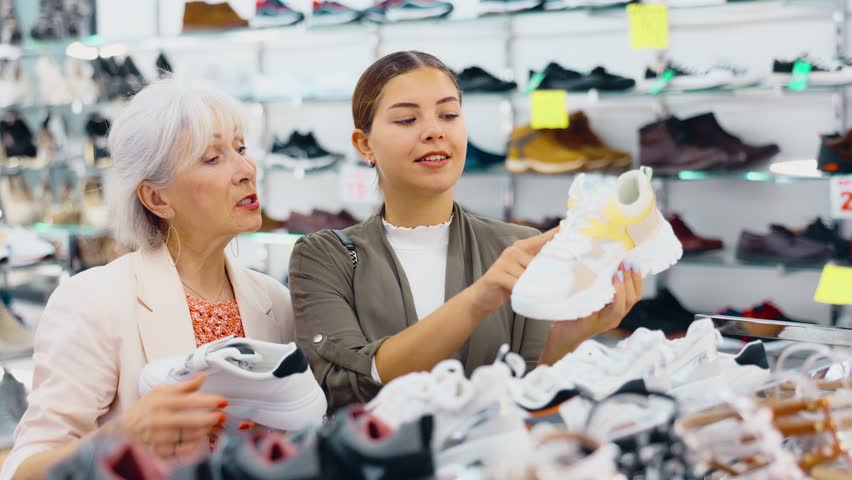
[573,66,635,91]
[155,52,173,78]
[619,288,695,335]
[531,62,582,90]
[464,141,505,172]
[85,113,111,167]
[311,1,364,26]
[818,130,852,174]
[0,112,36,159]
[800,217,849,260]
[479,0,543,15]
[772,55,852,86]
[251,0,305,28]
[365,0,453,23]
[457,66,516,93]
[30,0,64,41]
[118,56,146,96]
[267,131,343,171]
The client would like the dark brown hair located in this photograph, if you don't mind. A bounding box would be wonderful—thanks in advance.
[352,51,462,134]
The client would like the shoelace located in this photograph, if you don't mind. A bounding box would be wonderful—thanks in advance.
[368,360,473,427]
[169,335,256,378]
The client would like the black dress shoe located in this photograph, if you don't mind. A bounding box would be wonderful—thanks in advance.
[156,52,173,78]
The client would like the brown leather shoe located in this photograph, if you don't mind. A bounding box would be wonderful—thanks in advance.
[667,214,723,254]
[183,1,249,32]
[507,125,586,174]
[553,111,632,171]
[640,117,728,174]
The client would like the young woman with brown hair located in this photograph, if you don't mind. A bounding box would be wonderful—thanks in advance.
[289,51,643,411]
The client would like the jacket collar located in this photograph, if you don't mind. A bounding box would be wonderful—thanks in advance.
[133,244,273,361]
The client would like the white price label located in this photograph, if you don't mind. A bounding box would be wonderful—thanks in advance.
[830,175,852,219]
[339,164,380,205]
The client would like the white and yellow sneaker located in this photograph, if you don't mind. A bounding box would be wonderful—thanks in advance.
[511,168,682,321]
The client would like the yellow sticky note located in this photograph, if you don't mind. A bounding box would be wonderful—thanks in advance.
[627,3,669,50]
[814,263,852,305]
[530,90,568,130]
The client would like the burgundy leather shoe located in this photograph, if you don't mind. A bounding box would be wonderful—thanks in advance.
[667,214,723,254]
[639,117,728,173]
[736,226,834,265]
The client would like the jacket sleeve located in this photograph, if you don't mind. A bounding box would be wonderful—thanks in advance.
[288,233,386,412]
[516,314,549,371]
[1,275,118,480]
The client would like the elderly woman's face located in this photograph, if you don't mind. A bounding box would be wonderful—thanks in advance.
[165,128,261,239]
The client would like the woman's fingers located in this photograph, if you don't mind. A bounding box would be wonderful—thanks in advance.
[514,228,558,256]
[160,392,227,411]
[155,411,226,431]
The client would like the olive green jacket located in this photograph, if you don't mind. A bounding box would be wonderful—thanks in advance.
[288,203,549,412]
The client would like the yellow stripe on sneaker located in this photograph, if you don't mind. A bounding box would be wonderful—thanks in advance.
[580,195,656,250]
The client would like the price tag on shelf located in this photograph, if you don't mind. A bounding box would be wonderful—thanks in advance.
[829,175,852,219]
[339,164,380,205]
[814,263,852,305]
[627,3,669,50]
[788,60,812,91]
[530,90,568,130]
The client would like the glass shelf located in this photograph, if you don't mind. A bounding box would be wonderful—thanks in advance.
[27,223,111,237]
[463,161,834,183]
[676,249,837,273]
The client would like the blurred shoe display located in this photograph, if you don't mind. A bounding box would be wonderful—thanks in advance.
[251,0,305,28]
[479,0,543,15]
[457,66,517,93]
[182,0,249,31]
[682,112,779,168]
[0,112,37,159]
[0,0,21,45]
[36,56,72,106]
[667,213,724,254]
[64,58,99,104]
[464,141,505,172]
[555,111,632,171]
[620,288,696,335]
[85,113,111,168]
[311,1,363,26]
[507,125,586,174]
[266,131,343,171]
[531,62,635,92]
[0,175,41,226]
[818,129,852,174]
[736,225,833,266]
[365,0,453,23]
[639,117,728,173]
[641,61,735,91]
[772,55,852,86]
[0,60,32,107]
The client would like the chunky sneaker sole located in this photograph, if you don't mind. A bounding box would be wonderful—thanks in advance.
[138,336,326,431]
[511,168,682,321]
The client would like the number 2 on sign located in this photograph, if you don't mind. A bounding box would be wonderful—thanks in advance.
[843,191,852,211]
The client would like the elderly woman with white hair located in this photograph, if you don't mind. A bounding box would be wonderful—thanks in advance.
[1,78,296,479]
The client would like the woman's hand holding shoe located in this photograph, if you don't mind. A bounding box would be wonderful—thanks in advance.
[115,374,227,459]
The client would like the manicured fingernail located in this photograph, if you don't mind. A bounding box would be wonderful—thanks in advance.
[217,400,229,409]
[617,270,624,282]
[218,414,227,425]
[239,422,251,430]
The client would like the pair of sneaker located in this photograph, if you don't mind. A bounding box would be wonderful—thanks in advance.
[511,167,683,321]
[138,335,326,432]
[367,345,533,474]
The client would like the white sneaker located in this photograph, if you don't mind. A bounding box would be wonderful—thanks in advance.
[512,168,682,321]
[0,226,54,266]
[36,56,72,105]
[138,335,326,431]
[65,58,99,104]
[368,345,532,473]
[491,425,620,480]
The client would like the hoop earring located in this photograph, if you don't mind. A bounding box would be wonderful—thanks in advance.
[230,237,240,257]
[165,225,181,266]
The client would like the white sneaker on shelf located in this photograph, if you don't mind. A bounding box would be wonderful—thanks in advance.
[65,58,99,104]
[511,168,683,321]
[368,345,532,473]
[36,56,72,106]
[138,335,326,431]
[0,60,32,107]
[0,226,54,267]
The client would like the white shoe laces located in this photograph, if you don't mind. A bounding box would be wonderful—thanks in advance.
[541,191,608,261]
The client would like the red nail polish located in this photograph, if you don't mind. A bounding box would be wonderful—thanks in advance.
[218,414,227,425]
[217,400,229,409]
[239,423,251,430]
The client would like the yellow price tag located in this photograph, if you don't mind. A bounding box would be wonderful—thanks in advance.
[627,3,669,50]
[530,90,568,130]
[814,263,852,305]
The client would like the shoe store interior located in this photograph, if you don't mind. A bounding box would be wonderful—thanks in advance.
[1,0,852,478]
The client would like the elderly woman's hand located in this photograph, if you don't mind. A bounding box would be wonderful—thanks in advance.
[118,374,227,459]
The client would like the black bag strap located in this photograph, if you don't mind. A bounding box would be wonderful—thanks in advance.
[331,229,357,269]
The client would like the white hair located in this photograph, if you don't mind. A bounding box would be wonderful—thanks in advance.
[106,77,246,250]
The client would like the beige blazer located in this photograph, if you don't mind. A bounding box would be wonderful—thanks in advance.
[1,246,293,480]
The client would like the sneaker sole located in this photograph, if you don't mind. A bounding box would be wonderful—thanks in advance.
[384,6,452,22]
[436,426,531,473]
[138,374,327,431]
[512,216,683,321]
[479,0,542,15]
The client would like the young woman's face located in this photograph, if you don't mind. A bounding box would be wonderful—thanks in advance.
[365,67,467,197]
